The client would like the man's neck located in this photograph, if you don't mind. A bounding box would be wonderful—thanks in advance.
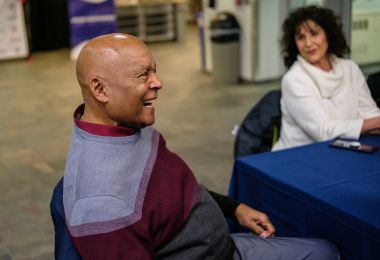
[81,104,117,126]
[74,104,136,137]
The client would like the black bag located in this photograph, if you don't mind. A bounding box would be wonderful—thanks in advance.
[234,90,281,158]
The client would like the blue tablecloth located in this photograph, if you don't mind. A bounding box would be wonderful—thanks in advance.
[228,136,380,260]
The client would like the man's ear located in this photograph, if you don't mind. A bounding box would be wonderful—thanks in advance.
[89,77,109,103]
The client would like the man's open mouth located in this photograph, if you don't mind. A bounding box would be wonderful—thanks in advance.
[143,98,156,106]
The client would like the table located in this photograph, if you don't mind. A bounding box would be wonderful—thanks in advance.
[228,136,380,260]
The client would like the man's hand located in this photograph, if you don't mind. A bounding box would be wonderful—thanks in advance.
[235,203,275,238]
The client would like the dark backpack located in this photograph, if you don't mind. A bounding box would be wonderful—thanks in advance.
[234,90,281,158]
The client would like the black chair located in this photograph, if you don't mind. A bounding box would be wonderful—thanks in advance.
[50,177,82,260]
[233,90,281,158]
[367,71,380,108]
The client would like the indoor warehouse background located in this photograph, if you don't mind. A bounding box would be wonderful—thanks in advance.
[0,0,379,259]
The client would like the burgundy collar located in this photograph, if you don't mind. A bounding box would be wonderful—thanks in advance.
[73,104,136,137]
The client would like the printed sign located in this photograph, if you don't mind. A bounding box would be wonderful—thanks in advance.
[68,0,117,60]
[0,0,29,60]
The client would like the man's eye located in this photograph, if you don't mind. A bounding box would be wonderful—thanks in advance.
[137,68,156,79]
[138,72,148,78]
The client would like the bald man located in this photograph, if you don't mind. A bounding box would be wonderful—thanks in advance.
[59,34,339,259]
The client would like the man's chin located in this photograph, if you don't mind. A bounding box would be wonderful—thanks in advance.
[143,119,155,128]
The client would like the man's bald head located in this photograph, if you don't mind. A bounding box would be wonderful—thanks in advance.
[76,33,149,92]
[74,33,161,128]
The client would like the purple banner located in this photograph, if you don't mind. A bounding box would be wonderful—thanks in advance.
[68,0,117,59]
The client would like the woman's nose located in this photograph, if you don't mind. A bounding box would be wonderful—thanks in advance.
[305,36,312,47]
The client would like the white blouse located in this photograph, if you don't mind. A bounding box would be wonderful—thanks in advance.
[273,55,380,151]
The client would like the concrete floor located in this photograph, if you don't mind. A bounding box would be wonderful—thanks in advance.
[0,25,279,259]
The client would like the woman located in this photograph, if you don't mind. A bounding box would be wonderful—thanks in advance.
[273,5,380,151]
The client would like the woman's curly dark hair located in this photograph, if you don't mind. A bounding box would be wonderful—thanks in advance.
[280,5,350,68]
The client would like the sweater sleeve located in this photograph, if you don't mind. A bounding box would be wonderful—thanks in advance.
[207,189,240,218]
[281,70,363,141]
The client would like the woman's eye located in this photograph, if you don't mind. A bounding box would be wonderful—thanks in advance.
[310,30,319,36]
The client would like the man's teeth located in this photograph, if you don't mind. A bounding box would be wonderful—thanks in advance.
[143,99,155,106]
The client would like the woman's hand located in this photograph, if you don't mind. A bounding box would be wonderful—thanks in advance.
[234,203,276,238]
[362,116,380,134]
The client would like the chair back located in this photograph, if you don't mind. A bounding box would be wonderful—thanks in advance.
[367,71,380,108]
[234,90,281,158]
[50,177,82,260]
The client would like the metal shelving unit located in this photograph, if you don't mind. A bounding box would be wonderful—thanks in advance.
[115,1,186,42]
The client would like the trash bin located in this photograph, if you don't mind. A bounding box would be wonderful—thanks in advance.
[210,12,240,84]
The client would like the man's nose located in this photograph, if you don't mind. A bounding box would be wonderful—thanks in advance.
[150,73,162,89]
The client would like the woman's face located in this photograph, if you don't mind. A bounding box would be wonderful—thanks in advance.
[295,20,330,70]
